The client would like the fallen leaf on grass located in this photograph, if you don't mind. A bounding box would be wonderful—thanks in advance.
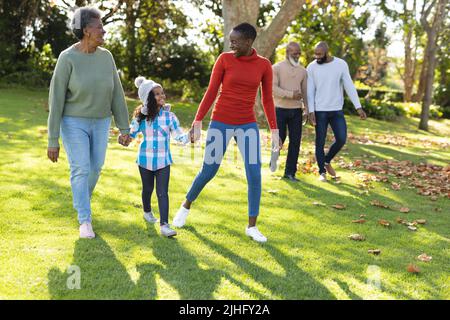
[371,200,389,209]
[414,219,427,225]
[408,226,418,231]
[396,217,406,224]
[332,204,346,210]
[407,264,420,273]
[267,189,279,194]
[417,253,432,262]
[378,219,391,227]
[391,182,401,190]
[399,207,410,213]
[312,201,325,206]
[352,219,366,224]
[368,249,381,255]
[348,234,365,241]
[359,214,367,218]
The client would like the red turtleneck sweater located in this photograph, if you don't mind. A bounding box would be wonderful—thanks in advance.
[194,49,277,130]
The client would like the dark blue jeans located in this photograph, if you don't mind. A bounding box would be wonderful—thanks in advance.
[276,107,302,176]
[315,110,347,174]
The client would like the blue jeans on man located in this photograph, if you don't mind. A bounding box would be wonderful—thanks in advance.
[60,116,111,224]
[314,110,347,174]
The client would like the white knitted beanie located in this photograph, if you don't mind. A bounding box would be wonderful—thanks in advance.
[134,76,162,115]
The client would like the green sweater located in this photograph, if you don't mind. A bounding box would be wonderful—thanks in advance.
[47,45,130,148]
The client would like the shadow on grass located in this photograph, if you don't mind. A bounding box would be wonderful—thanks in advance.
[184,225,335,299]
[48,235,158,299]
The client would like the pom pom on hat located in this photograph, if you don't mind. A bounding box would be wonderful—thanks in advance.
[134,76,146,88]
[134,76,162,106]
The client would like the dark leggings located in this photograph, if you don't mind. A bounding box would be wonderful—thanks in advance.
[138,165,170,225]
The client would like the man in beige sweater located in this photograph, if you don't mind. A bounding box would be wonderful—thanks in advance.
[271,42,308,182]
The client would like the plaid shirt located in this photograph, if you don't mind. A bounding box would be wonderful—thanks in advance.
[130,108,188,171]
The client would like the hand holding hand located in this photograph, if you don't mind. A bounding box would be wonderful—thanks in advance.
[118,134,132,146]
[47,147,60,162]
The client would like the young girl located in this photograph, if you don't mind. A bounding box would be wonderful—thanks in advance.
[130,76,188,237]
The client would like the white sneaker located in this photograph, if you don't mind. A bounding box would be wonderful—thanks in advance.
[160,223,177,237]
[173,205,190,228]
[245,226,267,243]
[143,211,158,223]
[319,173,327,182]
[80,222,95,239]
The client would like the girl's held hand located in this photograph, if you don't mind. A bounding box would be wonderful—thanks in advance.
[47,147,60,162]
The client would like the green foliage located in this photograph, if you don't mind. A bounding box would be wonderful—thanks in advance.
[345,98,445,121]
[280,0,369,76]
[394,102,443,119]
[344,98,406,121]
[0,44,56,88]
[0,1,72,86]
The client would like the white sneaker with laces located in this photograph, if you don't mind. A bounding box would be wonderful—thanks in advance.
[160,223,177,237]
[319,173,327,182]
[173,205,190,228]
[143,211,158,223]
[245,226,267,243]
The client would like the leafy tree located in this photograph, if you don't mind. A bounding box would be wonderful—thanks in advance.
[280,0,369,77]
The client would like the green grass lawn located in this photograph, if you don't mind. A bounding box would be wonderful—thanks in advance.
[0,87,448,300]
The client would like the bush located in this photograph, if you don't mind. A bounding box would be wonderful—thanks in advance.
[0,44,55,88]
[355,82,404,102]
[393,102,443,119]
[344,97,405,121]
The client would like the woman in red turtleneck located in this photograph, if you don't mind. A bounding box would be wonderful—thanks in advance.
[172,23,280,243]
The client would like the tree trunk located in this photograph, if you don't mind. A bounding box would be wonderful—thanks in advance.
[222,0,306,58]
[125,0,138,80]
[403,0,416,102]
[419,0,447,131]
[253,0,306,58]
[222,0,306,123]
[222,0,260,52]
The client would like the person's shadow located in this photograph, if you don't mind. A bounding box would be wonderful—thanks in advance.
[141,224,223,299]
[48,235,158,299]
[47,222,224,299]
[185,225,335,299]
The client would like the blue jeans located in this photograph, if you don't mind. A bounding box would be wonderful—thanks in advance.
[60,116,111,224]
[186,120,262,216]
[315,110,347,174]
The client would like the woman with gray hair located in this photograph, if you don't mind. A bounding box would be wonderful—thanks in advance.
[47,7,131,239]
